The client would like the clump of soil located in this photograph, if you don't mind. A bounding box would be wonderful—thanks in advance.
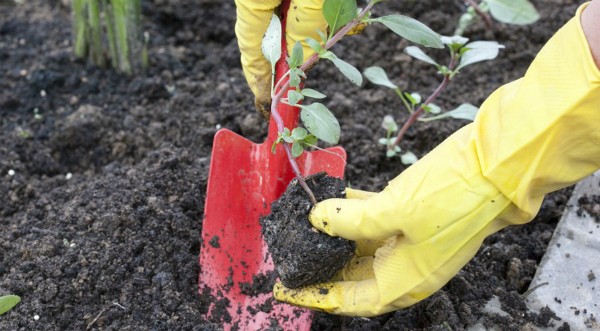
[261,173,356,288]
[577,194,600,222]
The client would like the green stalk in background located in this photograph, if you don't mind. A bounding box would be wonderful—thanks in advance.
[87,0,105,67]
[72,0,87,59]
[71,0,145,75]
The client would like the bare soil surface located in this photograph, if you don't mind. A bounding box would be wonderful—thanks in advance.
[0,0,585,329]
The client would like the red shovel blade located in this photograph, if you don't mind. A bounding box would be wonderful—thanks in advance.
[199,1,346,328]
[199,126,345,330]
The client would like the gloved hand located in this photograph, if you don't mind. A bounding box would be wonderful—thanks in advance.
[274,3,600,316]
[235,0,327,119]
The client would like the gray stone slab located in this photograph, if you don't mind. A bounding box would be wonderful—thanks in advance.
[526,171,600,330]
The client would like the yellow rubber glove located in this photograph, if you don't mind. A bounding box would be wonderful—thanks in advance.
[274,4,600,317]
[235,0,327,118]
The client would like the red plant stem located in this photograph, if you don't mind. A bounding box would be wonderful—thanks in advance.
[465,0,493,31]
[269,1,376,204]
[391,57,458,150]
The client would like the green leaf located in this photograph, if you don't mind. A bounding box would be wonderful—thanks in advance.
[386,149,397,158]
[301,88,327,99]
[426,103,441,114]
[457,41,504,70]
[291,141,304,158]
[292,127,308,140]
[306,38,323,54]
[299,103,341,144]
[0,295,20,315]
[304,134,318,146]
[381,115,398,132]
[400,151,418,165]
[440,35,469,52]
[484,0,539,25]
[287,41,304,68]
[371,15,443,48]
[317,30,328,43]
[327,54,363,86]
[322,0,358,37]
[364,66,398,89]
[420,103,479,122]
[261,14,282,67]
[404,92,421,105]
[404,46,438,67]
[378,137,390,145]
[288,90,304,105]
[289,69,301,88]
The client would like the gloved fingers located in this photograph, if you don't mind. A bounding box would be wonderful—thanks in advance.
[234,0,282,117]
[354,239,384,257]
[274,278,390,316]
[309,193,401,241]
[330,255,374,282]
[286,0,327,63]
[345,187,377,200]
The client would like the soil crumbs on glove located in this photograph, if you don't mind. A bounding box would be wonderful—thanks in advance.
[261,173,356,289]
[0,0,589,330]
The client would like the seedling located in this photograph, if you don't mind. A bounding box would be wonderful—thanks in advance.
[456,0,539,36]
[0,295,20,315]
[72,0,148,74]
[365,35,503,162]
[262,0,444,203]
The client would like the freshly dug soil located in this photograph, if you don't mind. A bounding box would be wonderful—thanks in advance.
[261,173,355,289]
[0,0,589,330]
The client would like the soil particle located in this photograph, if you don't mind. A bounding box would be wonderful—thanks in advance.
[239,271,278,296]
[261,173,356,288]
[577,194,600,222]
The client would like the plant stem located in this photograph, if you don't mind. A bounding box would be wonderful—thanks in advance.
[465,0,493,32]
[88,0,105,67]
[390,57,458,151]
[72,0,87,59]
[270,1,377,204]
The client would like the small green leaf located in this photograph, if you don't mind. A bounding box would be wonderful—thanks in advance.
[378,137,390,145]
[457,41,504,70]
[400,151,418,165]
[261,14,282,67]
[289,69,301,88]
[304,134,318,146]
[0,295,20,315]
[301,88,327,99]
[306,38,323,54]
[322,0,358,37]
[364,66,398,89]
[381,115,398,132]
[404,92,421,105]
[371,15,443,48]
[317,30,328,43]
[484,0,539,25]
[326,54,363,86]
[288,90,304,105]
[291,141,304,158]
[271,141,278,153]
[420,103,479,122]
[426,103,441,114]
[404,46,439,67]
[291,127,308,140]
[386,149,397,158]
[287,41,304,68]
[299,103,341,144]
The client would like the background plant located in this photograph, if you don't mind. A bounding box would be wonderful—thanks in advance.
[455,0,539,35]
[364,35,503,162]
[72,0,148,74]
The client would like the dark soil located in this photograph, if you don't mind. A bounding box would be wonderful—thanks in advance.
[261,173,355,289]
[0,0,587,330]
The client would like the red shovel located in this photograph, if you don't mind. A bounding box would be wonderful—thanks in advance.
[198,2,346,330]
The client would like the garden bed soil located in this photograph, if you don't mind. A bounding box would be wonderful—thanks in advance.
[0,0,588,329]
